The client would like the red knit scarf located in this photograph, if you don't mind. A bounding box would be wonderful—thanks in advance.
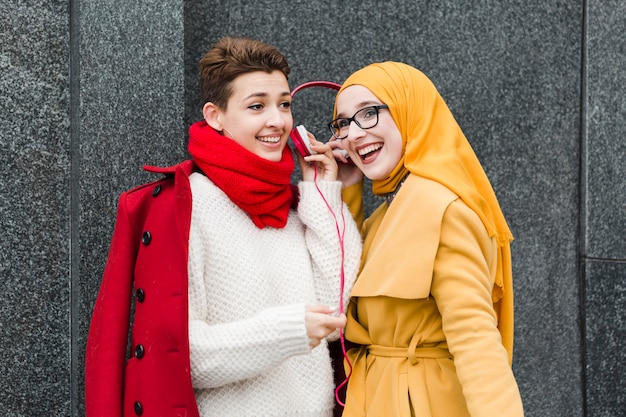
[188,121,296,229]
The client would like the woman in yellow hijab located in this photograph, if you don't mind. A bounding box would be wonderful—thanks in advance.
[330,62,524,417]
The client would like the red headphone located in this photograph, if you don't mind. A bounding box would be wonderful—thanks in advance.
[289,81,341,157]
[289,80,353,407]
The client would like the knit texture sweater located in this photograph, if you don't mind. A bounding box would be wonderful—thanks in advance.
[187,173,362,417]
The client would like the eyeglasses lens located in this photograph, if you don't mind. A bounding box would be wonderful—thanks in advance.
[330,106,383,140]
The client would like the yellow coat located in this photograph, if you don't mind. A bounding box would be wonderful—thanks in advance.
[342,175,524,417]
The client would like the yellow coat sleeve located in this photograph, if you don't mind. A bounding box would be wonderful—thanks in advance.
[431,199,524,417]
[341,181,365,230]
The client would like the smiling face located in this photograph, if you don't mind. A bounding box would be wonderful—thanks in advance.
[203,70,293,162]
[335,85,404,181]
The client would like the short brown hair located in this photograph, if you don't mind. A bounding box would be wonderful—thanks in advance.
[199,37,291,109]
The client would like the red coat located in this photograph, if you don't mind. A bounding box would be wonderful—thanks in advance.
[85,160,200,417]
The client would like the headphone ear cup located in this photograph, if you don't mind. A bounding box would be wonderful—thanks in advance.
[290,126,311,157]
[289,81,341,158]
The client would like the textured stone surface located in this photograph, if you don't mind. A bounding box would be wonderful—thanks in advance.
[585,261,626,416]
[0,2,71,415]
[185,2,585,416]
[77,1,185,416]
[1,0,624,416]
[585,2,626,259]
[582,5,626,417]
[1,0,184,416]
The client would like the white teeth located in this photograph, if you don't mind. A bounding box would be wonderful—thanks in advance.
[257,136,281,143]
[358,143,382,156]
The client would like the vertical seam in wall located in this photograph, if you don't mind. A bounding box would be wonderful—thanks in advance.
[578,0,588,416]
[69,0,81,414]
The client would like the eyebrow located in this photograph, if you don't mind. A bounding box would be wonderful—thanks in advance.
[336,100,382,118]
[243,91,291,101]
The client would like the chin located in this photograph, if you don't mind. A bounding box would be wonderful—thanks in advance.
[258,150,284,162]
[363,168,392,182]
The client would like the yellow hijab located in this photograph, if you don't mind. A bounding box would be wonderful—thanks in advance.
[336,62,515,363]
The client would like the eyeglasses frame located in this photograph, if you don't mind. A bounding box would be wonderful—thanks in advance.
[328,104,389,140]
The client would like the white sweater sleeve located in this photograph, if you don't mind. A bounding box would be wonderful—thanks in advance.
[297,180,362,318]
[188,301,311,388]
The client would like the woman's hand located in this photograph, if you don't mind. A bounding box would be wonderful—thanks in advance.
[297,133,338,182]
[328,137,364,188]
[304,305,346,349]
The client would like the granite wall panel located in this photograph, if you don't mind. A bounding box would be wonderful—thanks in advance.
[0,1,71,415]
[582,2,626,417]
[0,0,624,416]
[77,1,186,416]
[585,2,626,259]
[184,2,585,416]
[584,261,626,416]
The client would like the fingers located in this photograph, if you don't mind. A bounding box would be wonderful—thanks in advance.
[301,135,338,182]
[306,137,334,157]
[306,304,334,314]
[327,136,348,159]
[335,149,351,163]
[305,306,347,349]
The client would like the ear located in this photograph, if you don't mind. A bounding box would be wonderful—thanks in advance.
[203,102,223,131]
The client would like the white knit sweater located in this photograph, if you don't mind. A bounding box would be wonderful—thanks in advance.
[187,172,362,417]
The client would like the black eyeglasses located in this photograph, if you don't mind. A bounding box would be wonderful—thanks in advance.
[328,104,389,140]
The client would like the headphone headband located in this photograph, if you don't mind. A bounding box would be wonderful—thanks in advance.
[291,80,341,97]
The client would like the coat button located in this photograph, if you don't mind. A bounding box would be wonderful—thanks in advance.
[141,231,151,245]
[134,401,143,415]
[135,344,145,359]
[135,288,145,303]
[152,184,162,197]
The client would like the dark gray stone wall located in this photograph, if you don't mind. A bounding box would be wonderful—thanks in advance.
[1,0,185,415]
[0,2,71,414]
[76,1,186,416]
[583,2,626,417]
[0,1,623,416]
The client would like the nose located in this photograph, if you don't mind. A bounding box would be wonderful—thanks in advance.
[267,106,289,129]
[345,120,366,142]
